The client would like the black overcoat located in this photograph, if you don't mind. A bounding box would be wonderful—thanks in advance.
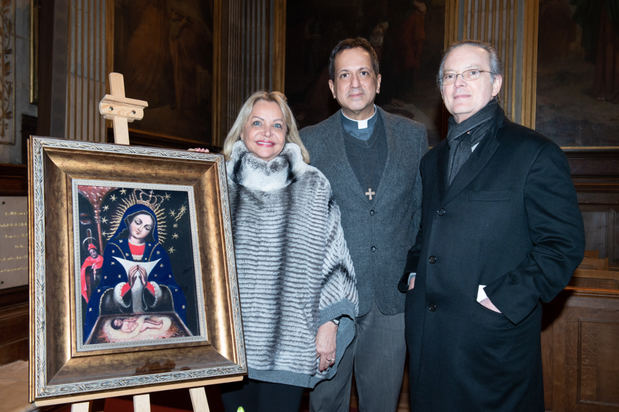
[399,107,584,411]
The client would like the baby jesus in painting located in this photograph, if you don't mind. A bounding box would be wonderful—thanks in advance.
[111,315,165,333]
[89,314,190,344]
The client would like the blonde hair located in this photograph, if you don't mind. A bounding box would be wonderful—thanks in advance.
[222,91,310,163]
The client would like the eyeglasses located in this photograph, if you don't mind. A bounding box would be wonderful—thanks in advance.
[441,69,494,85]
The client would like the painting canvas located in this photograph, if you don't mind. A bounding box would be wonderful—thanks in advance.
[29,137,245,405]
[73,182,207,350]
[536,0,618,147]
[285,0,445,145]
[113,0,214,144]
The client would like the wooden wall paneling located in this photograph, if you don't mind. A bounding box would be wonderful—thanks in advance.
[568,149,619,268]
[0,299,28,365]
[580,206,616,267]
[544,290,619,411]
[542,293,566,411]
[0,164,27,196]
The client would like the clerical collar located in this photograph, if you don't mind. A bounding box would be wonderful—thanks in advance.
[341,106,378,141]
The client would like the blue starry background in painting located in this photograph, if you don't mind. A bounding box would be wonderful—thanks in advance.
[77,186,200,336]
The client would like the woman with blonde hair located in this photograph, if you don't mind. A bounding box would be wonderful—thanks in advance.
[221,90,310,163]
[213,91,358,412]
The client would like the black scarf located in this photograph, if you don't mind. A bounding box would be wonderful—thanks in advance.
[446,98,499,184]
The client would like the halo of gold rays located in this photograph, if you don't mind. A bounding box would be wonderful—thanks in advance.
[106,188,168,244]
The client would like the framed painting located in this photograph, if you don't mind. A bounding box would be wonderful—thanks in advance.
[28,137,245,405]
[112,0,215,146]
[536,0,619,148]
[284,0,446,145]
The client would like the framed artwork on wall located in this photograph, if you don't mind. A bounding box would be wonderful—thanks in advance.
[284,0,446,145]
[28,137,245,405]
[111,0,216,147]
[536,0,618,148]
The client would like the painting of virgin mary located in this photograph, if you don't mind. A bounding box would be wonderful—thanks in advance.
[84,203,188,343]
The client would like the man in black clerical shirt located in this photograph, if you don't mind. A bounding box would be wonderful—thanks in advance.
[301,37,427,412]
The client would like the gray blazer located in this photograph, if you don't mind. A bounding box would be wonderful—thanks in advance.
[300,107,427,316]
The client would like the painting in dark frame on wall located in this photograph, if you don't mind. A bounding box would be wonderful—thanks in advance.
[536,0,619,147]
[285,0,446,146]
[113,0,214,145]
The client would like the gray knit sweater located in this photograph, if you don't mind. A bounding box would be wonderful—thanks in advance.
[226,141,358,388]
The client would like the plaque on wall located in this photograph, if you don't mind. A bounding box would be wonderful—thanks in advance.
[0,196,28,289]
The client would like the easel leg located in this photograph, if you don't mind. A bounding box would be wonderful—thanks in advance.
[71,402,90,412]
[189,387,210,412]
[133,394,151,412]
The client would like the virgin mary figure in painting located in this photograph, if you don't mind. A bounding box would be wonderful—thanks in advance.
[84,203,188,343]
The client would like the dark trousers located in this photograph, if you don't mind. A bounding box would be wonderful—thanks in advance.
[310,303,406,412]
[221,378,304,412]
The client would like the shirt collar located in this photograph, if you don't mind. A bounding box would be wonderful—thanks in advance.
[340,106,378,140]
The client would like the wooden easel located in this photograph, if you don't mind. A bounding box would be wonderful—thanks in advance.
[69,73,210,412]
[98,72,148,145]
[70,388,210,412]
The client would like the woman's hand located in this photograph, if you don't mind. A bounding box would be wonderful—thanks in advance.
[316,321,338,372]
[188,147,210,153]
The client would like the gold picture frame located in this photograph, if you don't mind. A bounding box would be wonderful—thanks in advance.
[28,137,245,406]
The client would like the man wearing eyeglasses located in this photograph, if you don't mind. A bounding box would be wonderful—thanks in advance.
[398,40,584,411]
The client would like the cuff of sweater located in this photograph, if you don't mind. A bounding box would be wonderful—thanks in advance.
[318,299,356,327]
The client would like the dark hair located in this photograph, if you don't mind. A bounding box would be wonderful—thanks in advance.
[437,40,503,88]
[328,37,380,81]
[111,318,123,330]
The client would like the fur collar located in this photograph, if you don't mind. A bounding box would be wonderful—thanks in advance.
[227,141,308,192]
